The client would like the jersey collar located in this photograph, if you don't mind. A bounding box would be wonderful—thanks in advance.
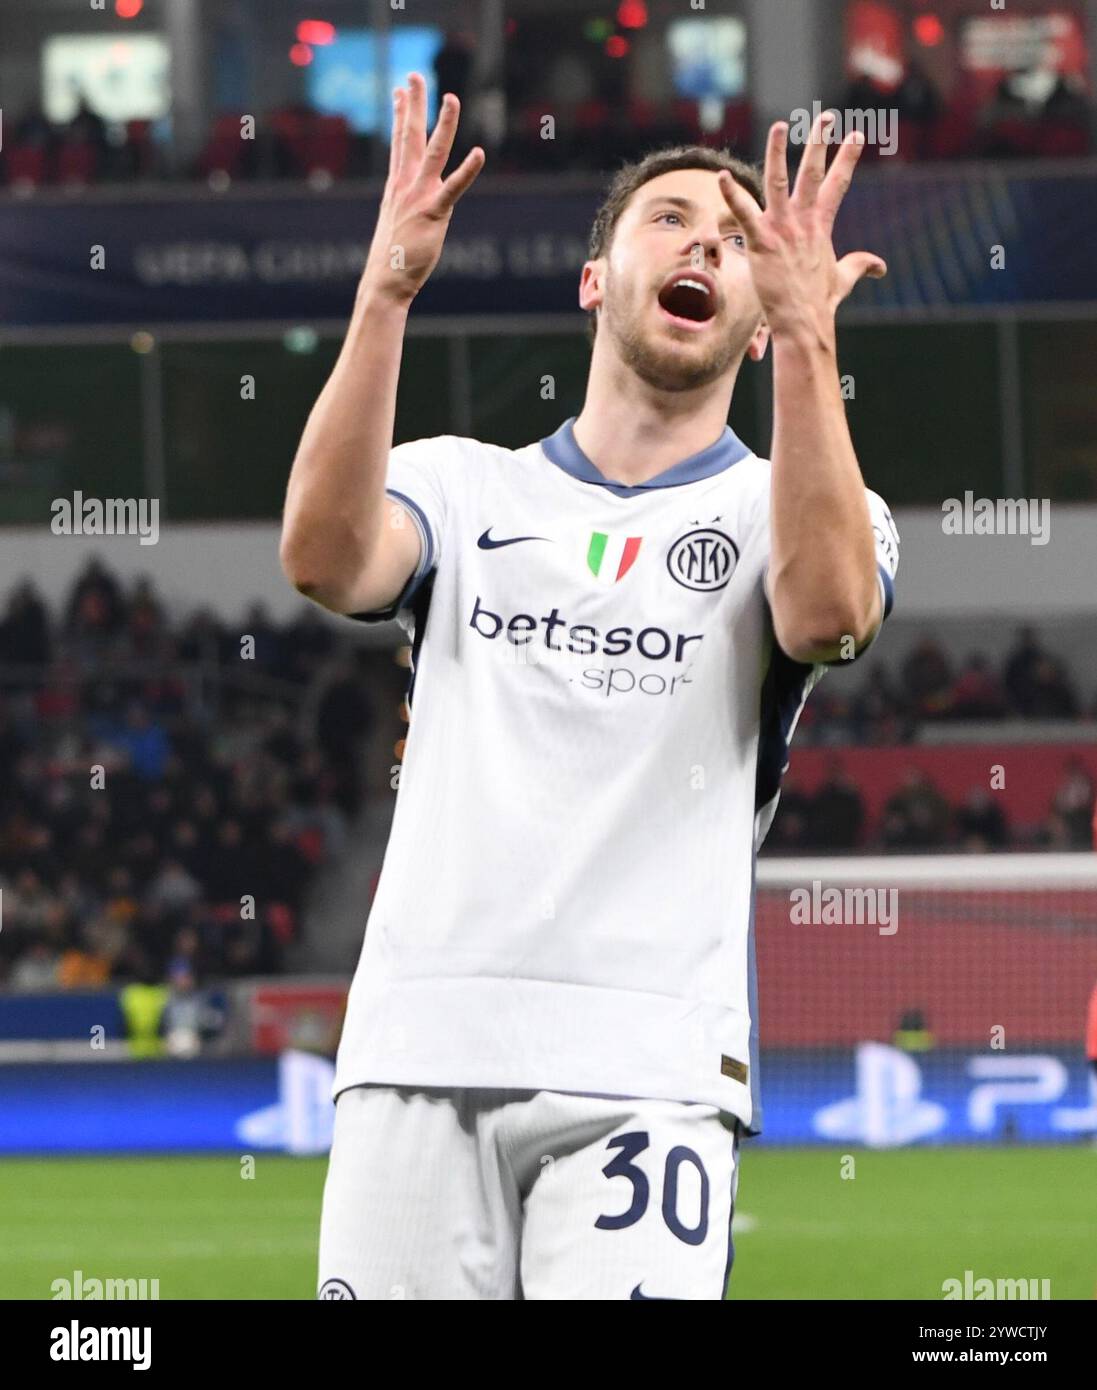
[540,416,751,497]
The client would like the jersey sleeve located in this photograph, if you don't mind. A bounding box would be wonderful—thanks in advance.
[848,487,900,662]
[347,438,451,624]
[762,486,899,669]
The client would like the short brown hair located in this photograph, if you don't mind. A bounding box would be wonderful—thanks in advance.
[585,145,765,343]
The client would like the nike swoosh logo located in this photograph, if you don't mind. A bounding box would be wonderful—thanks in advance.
[477,528,550,550]
[630,1283,683,1300]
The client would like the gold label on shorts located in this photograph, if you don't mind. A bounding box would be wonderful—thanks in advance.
[720,1054,748,1084]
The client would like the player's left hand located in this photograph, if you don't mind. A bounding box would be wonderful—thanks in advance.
[719,113,887,343]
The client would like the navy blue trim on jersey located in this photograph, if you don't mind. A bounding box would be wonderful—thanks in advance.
[755,643,815,816]
[347,488,436,624]
[540,416,751,497]
[752,638,814,1137]
[720,1124,741,1289]
[405,570,435,711]
[878,561,895,619]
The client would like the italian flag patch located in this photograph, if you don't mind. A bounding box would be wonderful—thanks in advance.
[587,531,642,584]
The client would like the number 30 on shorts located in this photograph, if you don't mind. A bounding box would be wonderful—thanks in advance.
[594,1131,710,1245]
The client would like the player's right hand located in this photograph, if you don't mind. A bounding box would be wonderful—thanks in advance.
[360,72,485,307]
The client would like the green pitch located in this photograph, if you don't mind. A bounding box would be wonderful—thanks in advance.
[1,1147,1093,1300]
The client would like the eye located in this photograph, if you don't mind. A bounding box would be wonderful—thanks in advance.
[726,232,747,249]
[656,211,683,226]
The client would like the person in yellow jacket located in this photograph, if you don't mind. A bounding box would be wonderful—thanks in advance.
[119,979,169,1058]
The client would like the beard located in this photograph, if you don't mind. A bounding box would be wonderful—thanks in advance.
[602,270,751,393]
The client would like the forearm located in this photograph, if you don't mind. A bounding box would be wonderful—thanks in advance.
[767,329,879,662]
[280,285,410,596]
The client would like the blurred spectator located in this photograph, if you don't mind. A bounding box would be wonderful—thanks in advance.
[65,558,123,642]
[894,61,942,159]
[1003,625,1046,715]
[12,101,54,150]
[852,663,908,742]
[881,767,951,849]
[146,857,203,916]
[809,758,865,850]
[67,97,108,157]
[768,773,811,852]
[901,635,954,719]
[281,606,337,685]
[7,868,55,932]
[1034,807,1076,851]
[10,940,60,991]
[434,29,476,107]
[162,962,227,1058]
[57,924,112,989]
[0,581,51,664]
[981,63,1092,158]
[1050,758,1095,848]
[955,786,1009,851]
[119,962,169,1058]
[980,70,1036,158]
[177,607,224,665]
[1041,73,1091,153]
[126,578,166,658]
[950,653,1006,721]
[315,653,375,814]
[257,820,312,911]
[1027,657,1078,719]
[108,701,172,780]
[241,600,285,676]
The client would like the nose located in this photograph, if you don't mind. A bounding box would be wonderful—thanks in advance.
[688,225,723,270]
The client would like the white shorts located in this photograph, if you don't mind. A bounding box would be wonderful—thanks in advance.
[317,1084,742,1300]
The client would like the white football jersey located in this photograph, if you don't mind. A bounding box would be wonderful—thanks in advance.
[333,418,899,1132]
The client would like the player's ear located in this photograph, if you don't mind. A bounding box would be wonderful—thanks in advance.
[578,259,605,315]
[747,319,770,363]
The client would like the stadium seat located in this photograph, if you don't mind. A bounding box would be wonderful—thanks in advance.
[196,113,250,180]
[1036,120,1090,157]
[55,140,100,186]
[3,144,49,189]
[299,115,351,178]
[125,119,157,178]
[926,102,977,160]
[671,99,703,142]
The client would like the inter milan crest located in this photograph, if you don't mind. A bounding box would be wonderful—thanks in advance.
[318,1278,357,1299]
[667,526,739,592]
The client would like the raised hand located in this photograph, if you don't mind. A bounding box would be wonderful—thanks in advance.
[719,113,887,343]
[361,72,486,307]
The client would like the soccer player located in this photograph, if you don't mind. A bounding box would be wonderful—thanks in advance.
[282,73,899,1300]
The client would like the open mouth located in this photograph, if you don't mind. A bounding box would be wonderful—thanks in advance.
[657,275,717,329]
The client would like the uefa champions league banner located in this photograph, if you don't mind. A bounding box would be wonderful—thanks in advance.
[0,1046,1093,1153]
[2,171,1097,328]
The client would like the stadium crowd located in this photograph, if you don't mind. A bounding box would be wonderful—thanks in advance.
[1,31,1091,191]
[799,629,1092,744]
[768,756,1095,856]
[0,561,388,997]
